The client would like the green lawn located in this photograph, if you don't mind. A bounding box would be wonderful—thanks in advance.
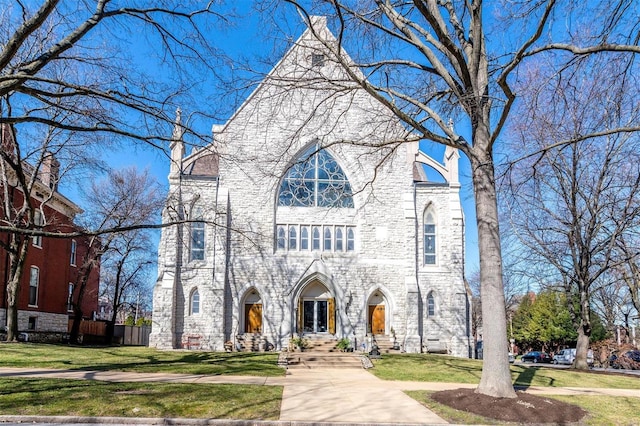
[0,378,282,420]
[371,353,640,389]
[0,343,284,376]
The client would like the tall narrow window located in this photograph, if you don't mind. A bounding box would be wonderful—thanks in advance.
[190,208,205,261]
[190,289,200,315]
[29,266,39,306]
[312,226,321,250]
[323,226,332,251]
[277,226,286,250]
[300,226,310,250]
[335,227,344,251]
[33,210,43,247]
[427,292,436,316]
[70,240,77,266]
[67,283,74,312]
[424,211,436,265]
[288,225,297,250]
[346,227,355,252]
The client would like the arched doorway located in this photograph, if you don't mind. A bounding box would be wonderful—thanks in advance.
[297,280,335,334]
[244,290,262,334]
[368,291,386,335]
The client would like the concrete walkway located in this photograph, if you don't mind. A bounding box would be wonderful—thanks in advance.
[280,368,447,424]
[0,366,638,425]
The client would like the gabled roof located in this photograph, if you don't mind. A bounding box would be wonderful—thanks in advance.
[182,15,408,173]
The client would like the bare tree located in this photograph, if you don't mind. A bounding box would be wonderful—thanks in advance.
[0,1,222,340]
[503,56,640,369]
[101,228,155,342]
[614,235,640,329]
[261,0,640,396]
[69,166,163,343]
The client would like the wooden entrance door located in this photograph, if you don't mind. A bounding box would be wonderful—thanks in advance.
[245,303,262,333]
[368,305,385,334]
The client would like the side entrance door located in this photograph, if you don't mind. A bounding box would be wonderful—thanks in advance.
[245,303,262,333]
[368,304,385,334]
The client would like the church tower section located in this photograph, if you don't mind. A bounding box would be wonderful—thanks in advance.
[150,16,470,357]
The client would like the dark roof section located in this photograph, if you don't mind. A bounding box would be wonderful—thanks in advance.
[413,162,428,182]
[185,153,219,177]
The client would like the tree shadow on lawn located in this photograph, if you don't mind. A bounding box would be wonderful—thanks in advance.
[511,365,555,389]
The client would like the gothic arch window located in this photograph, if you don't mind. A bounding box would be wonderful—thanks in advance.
[190,206,205,261]
[288,225,297,250]
[424,208,436,265]
[312,226,321,250]
[190,288,200,315]
[278,143,354,208]
[427,292,436,317]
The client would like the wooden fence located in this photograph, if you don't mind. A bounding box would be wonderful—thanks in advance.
[68,319,107,336]
[67,320,150,346]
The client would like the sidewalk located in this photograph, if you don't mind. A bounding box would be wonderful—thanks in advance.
[0,366,638,425]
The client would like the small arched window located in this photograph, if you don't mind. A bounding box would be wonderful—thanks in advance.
[277,226,286,250]
[427,292,436,317]
[190,207,205,261]
[335,227,343,251]
[323,226,332,251]
[346,227,355,251]
[288,225,297,250]
[190,289,200,315]
[424,210,436,265]
[300,226,310,250]
[312,226,321,250]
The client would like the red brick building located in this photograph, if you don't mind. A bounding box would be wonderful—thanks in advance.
[0,125,99,337]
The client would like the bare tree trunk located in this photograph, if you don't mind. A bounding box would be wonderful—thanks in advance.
[5,234,28,341]
[574,288,592,370]
[471,141,516,398]
[69,260,94,344]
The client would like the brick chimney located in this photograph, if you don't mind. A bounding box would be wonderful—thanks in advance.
[39,151,60,190]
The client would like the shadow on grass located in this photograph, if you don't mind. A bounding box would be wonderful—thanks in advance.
[0,342,284,377]
[512,365,555,389]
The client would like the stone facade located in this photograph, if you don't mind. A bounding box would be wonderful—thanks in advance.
[150,17,471,357]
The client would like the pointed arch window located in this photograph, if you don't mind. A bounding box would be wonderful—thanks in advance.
[190,289,200,315]
[277,226,286,250]
[424,210,436,265]
[278,144,354,208]
[288,225,298,250]
[335,227,343,251]
[312,226,321,250]
[300,226,310,250]
[346,227,355,251]
[190,207,205,261]
[323,226,332,251]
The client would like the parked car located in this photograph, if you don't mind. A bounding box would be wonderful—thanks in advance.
[508,353,515,363]
[553,348,594,365]
[521,351,552,363]
[611,350,640,370]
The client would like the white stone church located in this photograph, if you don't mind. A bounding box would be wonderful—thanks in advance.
[150,17,471,357]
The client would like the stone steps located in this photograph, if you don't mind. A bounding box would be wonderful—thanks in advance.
[286,352,363,369]
[372,335,402,354]
[286,335,362,369]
